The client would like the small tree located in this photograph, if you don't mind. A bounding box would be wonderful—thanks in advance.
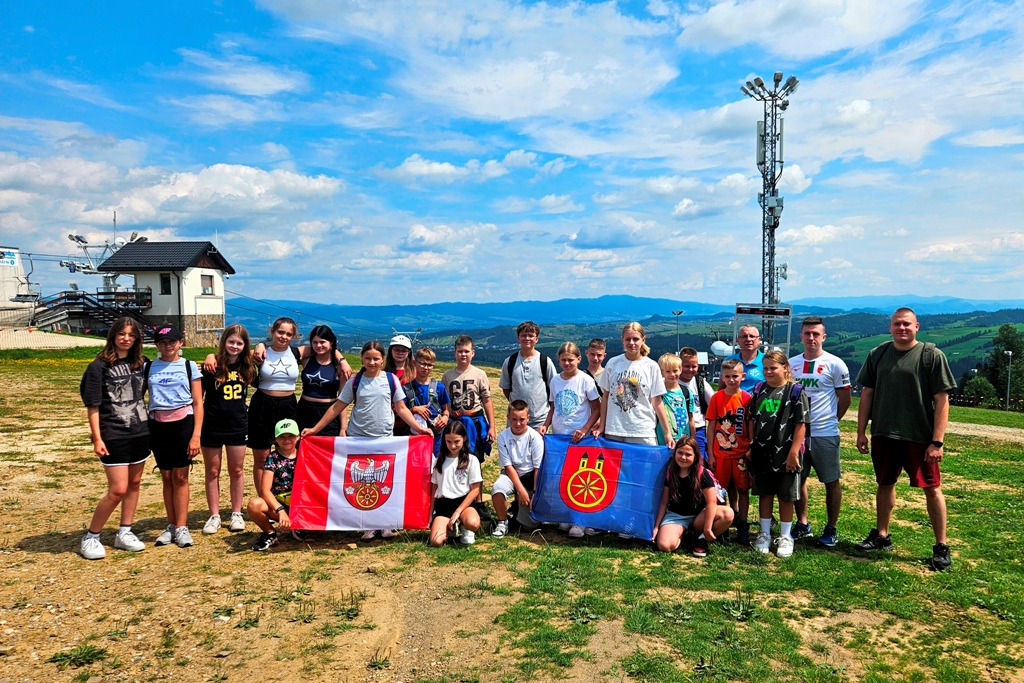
[962,376,997,404]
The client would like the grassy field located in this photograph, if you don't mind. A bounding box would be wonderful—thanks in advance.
[1,353,1023,682]
[846,398,1024,430]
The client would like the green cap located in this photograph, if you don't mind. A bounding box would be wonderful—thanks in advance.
[274,419,300,438]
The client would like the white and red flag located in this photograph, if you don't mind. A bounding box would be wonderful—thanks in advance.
[290,435,434,531]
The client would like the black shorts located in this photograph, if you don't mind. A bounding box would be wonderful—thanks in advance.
[149,414,195,471]
[248,391,298,450]
[200,432,247,448]
[296,399,341,437]
[99,435,151,467]
[432,496,464,519]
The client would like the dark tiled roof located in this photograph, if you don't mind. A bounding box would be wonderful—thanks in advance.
[98,241,235,274]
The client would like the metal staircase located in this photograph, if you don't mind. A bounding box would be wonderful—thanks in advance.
[33,289,161,341]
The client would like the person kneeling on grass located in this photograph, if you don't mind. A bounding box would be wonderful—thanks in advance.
[247,419,306,551]
[654,437,734,557]
[429,420,483,546]
[491,400,545,538]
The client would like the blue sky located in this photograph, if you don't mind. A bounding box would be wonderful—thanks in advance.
[2,0,1023,306]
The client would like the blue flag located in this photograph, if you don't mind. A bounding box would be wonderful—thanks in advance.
[531,434,671,541]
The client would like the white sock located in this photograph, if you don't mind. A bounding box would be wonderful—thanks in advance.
[697,534,706,540]
[118,525,131,535]
[85,531,100,540]
[175,526,188,533]
[780,522,792,538]
[760,518,772,535]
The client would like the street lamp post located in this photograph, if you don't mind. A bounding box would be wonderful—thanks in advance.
[1006,350,1013,410]
[741,71,799,344]
[671,310,684,353]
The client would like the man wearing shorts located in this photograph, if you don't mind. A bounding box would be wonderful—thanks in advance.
[788,316,851,547]
[855,307,957,570]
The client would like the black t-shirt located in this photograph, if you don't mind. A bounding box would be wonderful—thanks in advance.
[201,361,249,437]
[748,381,809,471]
[666,468,716,516]
[80,356,149,441]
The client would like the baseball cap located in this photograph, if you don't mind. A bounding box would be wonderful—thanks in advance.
[389,334,412,349]
[154,325,184,342]
[274,419,300,438]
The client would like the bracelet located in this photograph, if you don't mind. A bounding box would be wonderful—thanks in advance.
[275,505,285,513]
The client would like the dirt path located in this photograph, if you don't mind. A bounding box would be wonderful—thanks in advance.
[841,412,1024,444]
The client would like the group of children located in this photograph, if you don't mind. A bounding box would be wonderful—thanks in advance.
[80,316,809,560]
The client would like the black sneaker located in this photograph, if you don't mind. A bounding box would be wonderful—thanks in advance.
[931,543,952,571]
[854,529,892,552]
[735,522,750,546]
[251,531,278,552]
[692,537,708,558]
[790,521,813,540]
[472,501,492,523]
[291,529,308,542]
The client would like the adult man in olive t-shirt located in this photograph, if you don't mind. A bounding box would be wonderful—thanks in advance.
[855,307,957,570]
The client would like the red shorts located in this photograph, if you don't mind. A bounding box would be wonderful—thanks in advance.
[714,455,751,491]
[870,437,941,488]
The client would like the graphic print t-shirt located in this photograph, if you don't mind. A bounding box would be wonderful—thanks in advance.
[202,361,249,436]
[748,382,810,471]
[548,372,599,434]
[788,352,850,437]
[441,366,491,415]
[657,386,692,444]
[704,390,752,461]
[598,355,667,438]
[80,356,149,440]
[431,455,483,499]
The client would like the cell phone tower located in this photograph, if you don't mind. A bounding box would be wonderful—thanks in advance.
[741,72,798,343]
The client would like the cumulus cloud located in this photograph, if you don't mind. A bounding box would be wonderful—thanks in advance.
[381,149,564,185]
[953,128,1024,147]
[496,193,582,214]
[778,223,864,248]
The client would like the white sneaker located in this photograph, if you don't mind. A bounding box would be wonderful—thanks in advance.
[114,530,145,552]
[380,529,396,539]
[80,535,105,560]
[154,524,175,546]
[568,525,585,539]
[202,515,222,535]
[491,520,509,537]
[229,512,246,532]
[360,529,378,541]
[460,529,476,545]
[776,535,794,558]
[617,532,632,540]
[558,523,571,532]
[753,530,772,554]
[174,527,194,548]
[584,527,603,536]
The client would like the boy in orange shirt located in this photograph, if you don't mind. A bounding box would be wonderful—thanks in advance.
[705,358,752,545]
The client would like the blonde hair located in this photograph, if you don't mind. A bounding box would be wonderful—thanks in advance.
[658,353,681,371]
[762,350,793,381]
[621,322,650,356]
[415,346,437,362]
[557,341,581,359]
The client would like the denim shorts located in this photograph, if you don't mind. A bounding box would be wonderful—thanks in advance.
[660,510,697,529]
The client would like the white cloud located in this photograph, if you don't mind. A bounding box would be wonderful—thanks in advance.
[40,76,133,112]
[778,223,864,247]
[953,128,1024,148]
[177,49,310,96]
[382,149,562,185]
[906,242,985,262]
[679,0,923,58]
[497,193,582,214]
[168,95,287,127]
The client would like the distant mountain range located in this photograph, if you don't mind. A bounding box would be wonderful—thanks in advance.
[225,293,1024,338]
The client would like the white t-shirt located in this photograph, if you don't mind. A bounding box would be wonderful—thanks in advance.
[548,372,599,434]
[338,372,405,437]
[788,351,851,437]
[598,355,667,438]
[684,376,715,429]
[499,352,558,427]
[431,455,483,499]
[496,426,545,475]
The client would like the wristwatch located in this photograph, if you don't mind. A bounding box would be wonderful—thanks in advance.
[930,440,943,449]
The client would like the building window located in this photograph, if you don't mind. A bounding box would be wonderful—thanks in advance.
[160,273,172,295]
[201,274,214,295]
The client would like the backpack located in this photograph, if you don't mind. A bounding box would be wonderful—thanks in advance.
[351,370,399,405]
[865,341,937,381]
[695,375,709,416]
[407,379,441,415]
[503,351,554,400]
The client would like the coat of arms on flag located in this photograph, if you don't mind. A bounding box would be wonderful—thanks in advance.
[532,434,671,541]
[290,435,433,531]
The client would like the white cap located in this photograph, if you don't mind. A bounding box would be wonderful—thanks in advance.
[389,334,413,349]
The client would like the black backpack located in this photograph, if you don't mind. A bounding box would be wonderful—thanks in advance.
[503,351,554,399]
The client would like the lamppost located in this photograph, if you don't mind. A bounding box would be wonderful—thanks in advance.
[741,71,799,344]
[671,310,684,353]
[1006,350,1013,410]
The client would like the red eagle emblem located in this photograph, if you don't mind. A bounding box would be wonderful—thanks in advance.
[559,445,623,513]
[343,454,396,511]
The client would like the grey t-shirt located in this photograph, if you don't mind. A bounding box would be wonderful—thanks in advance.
[857,342,957,444]
[338,373,405,437]
[499,352,557,428]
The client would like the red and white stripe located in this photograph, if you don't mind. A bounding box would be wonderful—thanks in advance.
[290,435,433,531]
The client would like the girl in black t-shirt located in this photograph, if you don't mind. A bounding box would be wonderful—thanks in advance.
[200,325,256,535]
[654,437,734,557]
[78,318,150,560]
